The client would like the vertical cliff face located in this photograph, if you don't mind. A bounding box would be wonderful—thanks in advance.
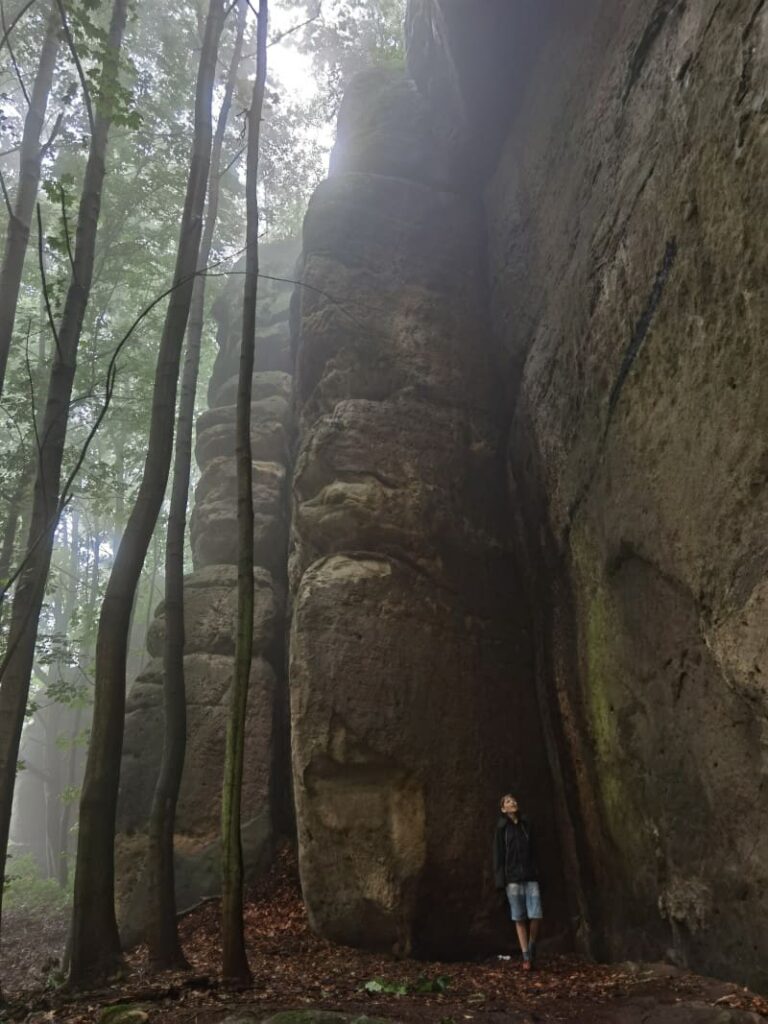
[405,0,768,990]
[115,243,297,943]
[287,68,565,957]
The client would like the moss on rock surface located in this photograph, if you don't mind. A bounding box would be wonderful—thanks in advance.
[97,1007,149,1024]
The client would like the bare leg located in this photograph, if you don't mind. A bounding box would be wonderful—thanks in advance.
[514,921,529,955]
[529,918,541,944]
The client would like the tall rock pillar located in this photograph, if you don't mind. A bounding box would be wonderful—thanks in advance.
[288,70,565,957]
[115,241,297,944]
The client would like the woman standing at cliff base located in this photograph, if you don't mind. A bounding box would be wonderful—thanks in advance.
[494,793,544,971]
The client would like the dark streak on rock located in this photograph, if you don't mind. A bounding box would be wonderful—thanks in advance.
[567,239,678,528]
[676,55,693,82]
[607,538,693,599]
[742,0,767,41]
[736,0,767,105]
[681,0,726,82]
[608,238,678,416]
[622,0,677,103]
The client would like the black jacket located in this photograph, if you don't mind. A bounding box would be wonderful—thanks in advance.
[493,814,537,888]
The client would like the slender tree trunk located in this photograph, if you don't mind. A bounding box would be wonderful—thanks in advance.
[146,0,247,970]
[42,513,75,881]
[39,575,64,880]
[90,529,101,609]
[112,435,125,557]
[56,519,99,891]
[45,509,80,884]
[135,527,159,677]
[69,0,227,988]
[0,0,129,991]
[57,703,82,887]
[0,462,30,594]
[0,0,60,400]
[43,703,62,878]
[221,0,268,986]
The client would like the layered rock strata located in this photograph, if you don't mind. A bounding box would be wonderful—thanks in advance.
[115,242,297,943]
[408,0,768,990]
[288,69,566,958]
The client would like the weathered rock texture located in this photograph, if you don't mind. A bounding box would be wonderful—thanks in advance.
[406,0,768,992]
[115,242,297,944]
[288,67,566,958]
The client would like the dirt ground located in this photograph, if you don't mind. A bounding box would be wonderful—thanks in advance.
[2,849,766,1023]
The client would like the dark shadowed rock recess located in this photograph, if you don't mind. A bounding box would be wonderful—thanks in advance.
[115,241,298,944]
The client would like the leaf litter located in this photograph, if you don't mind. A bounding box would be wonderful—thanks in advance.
[1,846,767,1023]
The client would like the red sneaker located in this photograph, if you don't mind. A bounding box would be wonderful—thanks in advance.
[522,959,532,972]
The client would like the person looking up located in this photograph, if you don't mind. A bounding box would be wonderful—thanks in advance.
[493,793,543,971]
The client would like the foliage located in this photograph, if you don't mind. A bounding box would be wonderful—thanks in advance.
[362,978,408,996]
[2,853,72,913]
[288,0,406,119]
[97,1006,150,1024]
[362,974,451,996]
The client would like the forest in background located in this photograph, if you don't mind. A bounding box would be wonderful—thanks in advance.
[0,0,404,993]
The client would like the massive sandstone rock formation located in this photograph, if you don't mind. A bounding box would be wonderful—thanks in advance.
[115,243,296,943]
[287,68,564,957]
[406,0,768,990]
[115,0,767,992]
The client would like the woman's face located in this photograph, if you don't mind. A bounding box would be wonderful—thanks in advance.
[501,795,518,816]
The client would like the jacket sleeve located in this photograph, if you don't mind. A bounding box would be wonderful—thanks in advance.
[493,825,505,889]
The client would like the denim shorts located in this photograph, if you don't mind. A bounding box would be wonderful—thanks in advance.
[505,881,543,921]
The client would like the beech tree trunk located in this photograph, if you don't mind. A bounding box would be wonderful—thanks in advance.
[69,0,227,988]
[0,0,129,990]
[42,512,79,881]
[0,0,60,399]
[0,463,30,599]
[221,0,268,986]
[146,0,247,970]
[56,703,82,888]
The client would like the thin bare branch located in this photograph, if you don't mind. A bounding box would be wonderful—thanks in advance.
[41,110,65,157]
[0,0,37,55]
[58,183,75,274]
[0,241,248,609]
[23,319,42,468]
[268,12,319,47]
[54,0,95,134]
[36,203,62,361]
[0,401,27,449]
[0,168,13,219]
[1,1,30,105]
[220,141,246,177]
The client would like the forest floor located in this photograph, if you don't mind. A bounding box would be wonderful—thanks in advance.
[1,848,767,1024]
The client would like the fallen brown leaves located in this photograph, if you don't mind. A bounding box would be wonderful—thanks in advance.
[2,847,767,1023]
[0,906,69,995]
